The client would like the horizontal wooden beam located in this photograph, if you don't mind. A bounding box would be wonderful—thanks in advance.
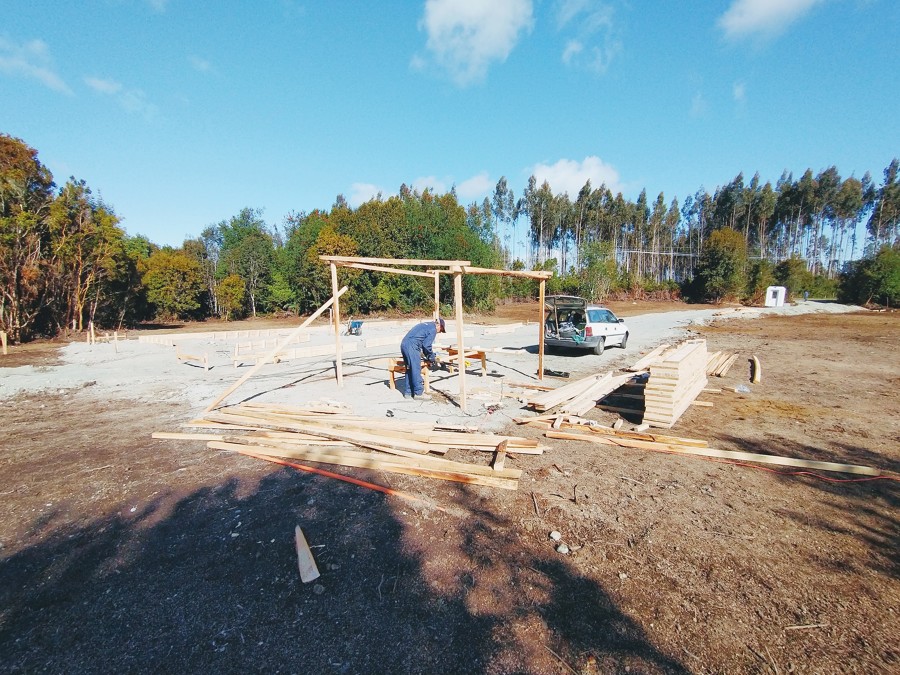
[320,255,470,267]
[340,262,437,278]
[462,266,553,280]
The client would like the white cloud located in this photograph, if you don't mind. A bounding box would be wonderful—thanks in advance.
[85,75,159,121]
[554,0,620,74]
[348,183,383,207]
[188,55,212,73]
[0,37,72,94]
[718,0,827,39]
[690,92,708,118]
[457,172,493,201]
[530,156,623,197]
[146,0,169,12]
[733,81,746,103]
[418,0,534,86]
[412,175,448,195]
[85,76,122,95]
[562,40,583,65]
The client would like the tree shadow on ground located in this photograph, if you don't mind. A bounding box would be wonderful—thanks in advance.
[0,465,688,674]
[719,434,899,580]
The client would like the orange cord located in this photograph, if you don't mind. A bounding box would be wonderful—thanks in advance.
[237,449,434,505]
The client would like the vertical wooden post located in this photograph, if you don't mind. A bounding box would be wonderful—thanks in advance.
[453,268,466,412]
[0,330,7,355]
[537,279,545,380]
[330,263,343,387]
[433,271,440,319]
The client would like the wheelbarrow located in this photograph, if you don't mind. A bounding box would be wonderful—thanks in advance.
[346,319,363,336]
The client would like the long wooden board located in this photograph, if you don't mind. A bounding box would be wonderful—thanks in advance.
[545,430,881,476]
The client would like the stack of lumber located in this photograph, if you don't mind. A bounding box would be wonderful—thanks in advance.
[705,351,739,377]
[624,344,673,372]
[642,339,708,429]
[154,402,542,490]
[525,371,639,415]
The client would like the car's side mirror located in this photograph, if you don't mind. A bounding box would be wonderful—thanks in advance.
[618,318,624,323]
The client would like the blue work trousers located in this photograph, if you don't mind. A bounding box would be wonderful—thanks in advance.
[400,339,425,396]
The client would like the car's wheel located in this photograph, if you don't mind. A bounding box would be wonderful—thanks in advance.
[619,332,628,348]
[593,337,606,355]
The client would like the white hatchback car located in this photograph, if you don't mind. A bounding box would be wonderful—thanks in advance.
[544,295,629,355]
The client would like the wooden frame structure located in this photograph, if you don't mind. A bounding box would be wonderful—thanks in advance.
[320,256,552,411]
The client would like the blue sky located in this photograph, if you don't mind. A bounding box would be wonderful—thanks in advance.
[2,0,898,247]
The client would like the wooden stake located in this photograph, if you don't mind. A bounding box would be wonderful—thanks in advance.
[492,440,508,471]
[203,287,347,412]
[750,355,762,384]
[294,526,321,583]
[330,263,343,387]
[453,268,466,412]
[537,279,545,380]
[0,330,6,355]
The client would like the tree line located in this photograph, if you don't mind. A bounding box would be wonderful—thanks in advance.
[2,133,897,342]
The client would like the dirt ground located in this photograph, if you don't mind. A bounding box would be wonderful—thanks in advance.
[1,304,898,674]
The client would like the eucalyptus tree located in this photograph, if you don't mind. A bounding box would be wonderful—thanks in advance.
[522,176,554,266]
[0,134,55,341]
[754,181,776,259]
[811,166,841,273]
[217,208,275,317]
[831,176,864,270]
[491,177,516,265]
[49,179,127,331]
[648,192,666,281]
[572,180,592,270]
[663,197,680,281]
[866,159,900,250]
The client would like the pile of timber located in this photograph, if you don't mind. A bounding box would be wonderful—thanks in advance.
[153,402,543,490]
[525,371,639,416]
[642,339,709,429]
[706,351,739,377]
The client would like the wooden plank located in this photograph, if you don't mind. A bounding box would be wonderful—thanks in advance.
[537,279,545,380]
[626,344,671,372]
[343,261,437,278]
[211,441,520,489]
[203,287,347,412]
[461,266,553,280]
[545,431,881,476]
[294,526,321,583]
[320,255,471,267]
[215,438,522,479]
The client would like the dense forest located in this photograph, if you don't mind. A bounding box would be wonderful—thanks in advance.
[2,133,898,343]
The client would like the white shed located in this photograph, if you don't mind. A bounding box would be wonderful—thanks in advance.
[764,285,787,307]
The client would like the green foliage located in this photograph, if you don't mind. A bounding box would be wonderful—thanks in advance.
[746,259,775,304]
[839,244,900,306]
[692,228,748,302]
[773,256,812,297]
[577,240,618,301]
[217,274,246,320]
[142,249,206,320]
[216,208,275,317]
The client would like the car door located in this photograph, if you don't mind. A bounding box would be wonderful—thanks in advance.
[598,309,624,342]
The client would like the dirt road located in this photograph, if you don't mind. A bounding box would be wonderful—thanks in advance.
[1,303,897,674]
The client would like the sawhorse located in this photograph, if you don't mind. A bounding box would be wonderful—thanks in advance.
[387,358,430,393]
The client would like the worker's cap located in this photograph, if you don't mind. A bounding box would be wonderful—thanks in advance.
[438,317,446,333]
